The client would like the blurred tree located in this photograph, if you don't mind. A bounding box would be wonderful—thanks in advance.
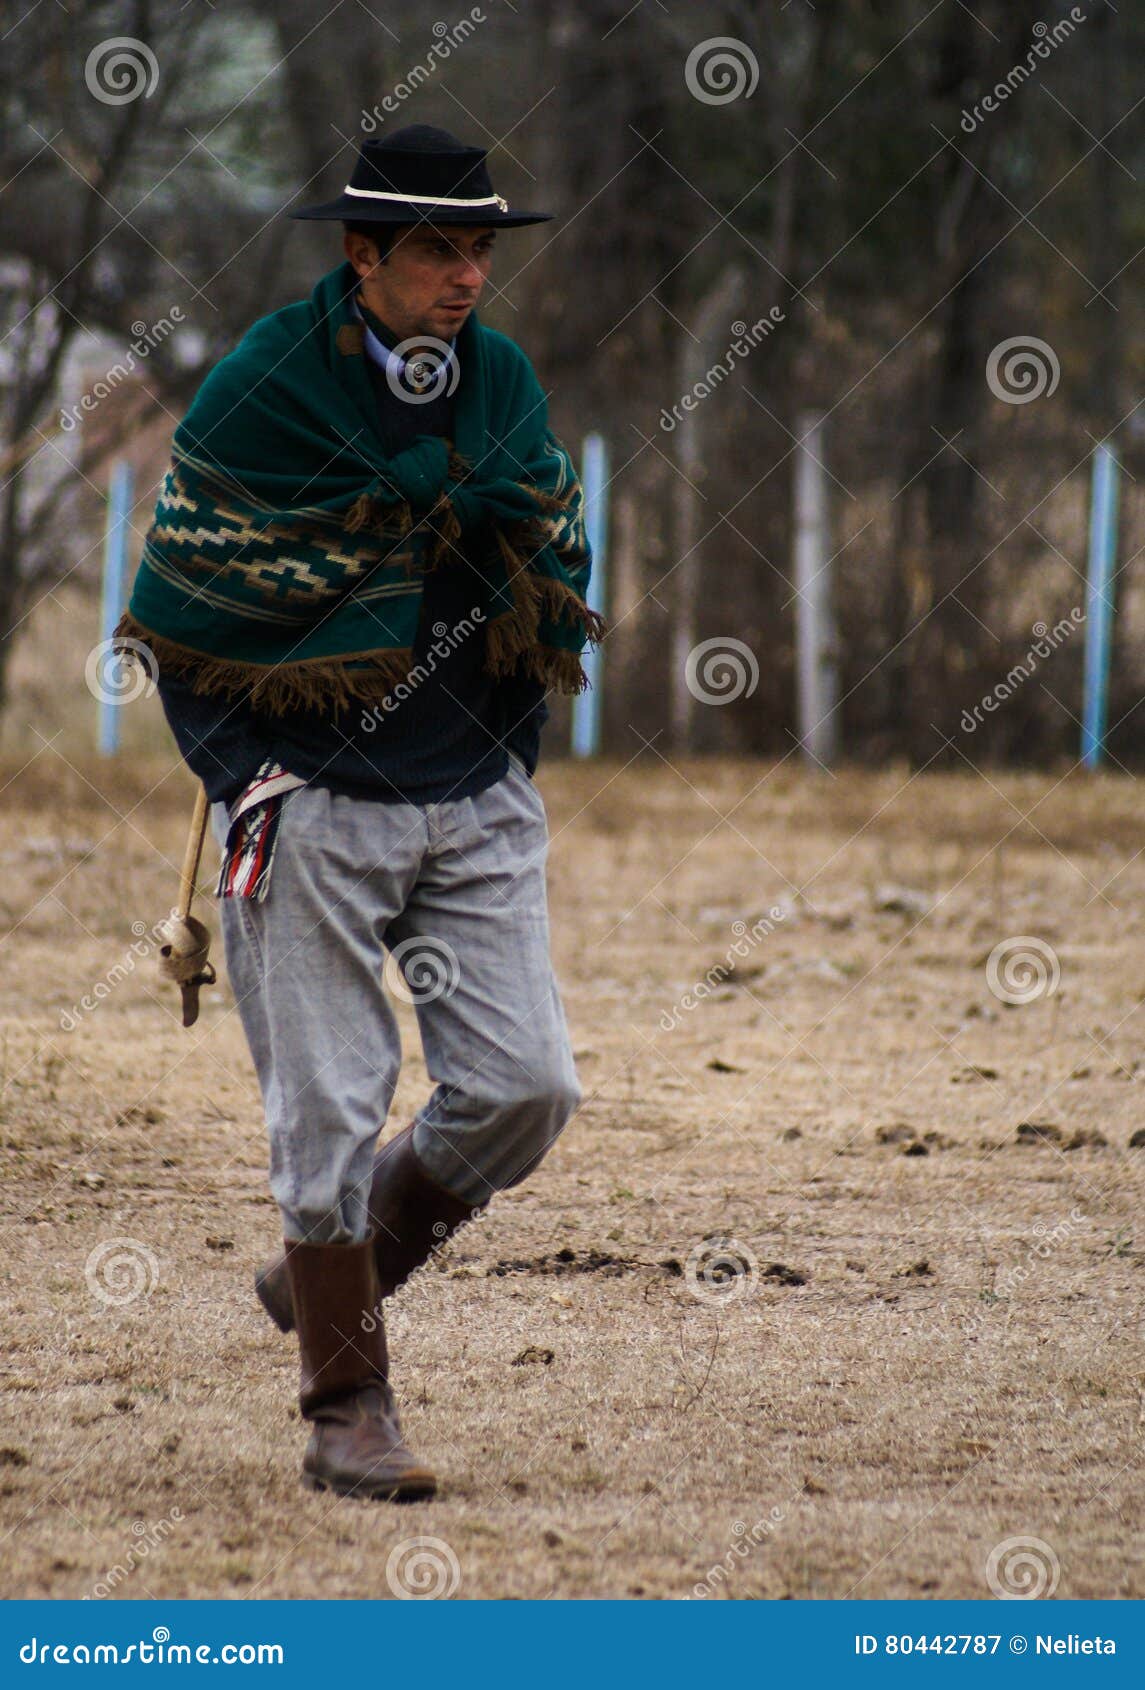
[1,0,1142,761]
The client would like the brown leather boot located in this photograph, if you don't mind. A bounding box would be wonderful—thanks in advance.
[256,1124,480,1334]
[285,1231,437,1501]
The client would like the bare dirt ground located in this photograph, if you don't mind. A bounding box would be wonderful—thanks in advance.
[0,749,1141,1601]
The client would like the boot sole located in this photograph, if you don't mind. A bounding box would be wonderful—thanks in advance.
[303,1470,438,1503]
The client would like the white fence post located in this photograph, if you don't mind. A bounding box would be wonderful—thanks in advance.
[793,413,839,767]
[571,431,608,759]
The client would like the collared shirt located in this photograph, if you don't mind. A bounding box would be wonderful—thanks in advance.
[349,292,459,392]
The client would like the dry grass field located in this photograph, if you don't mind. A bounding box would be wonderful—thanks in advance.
[0,737,1142,1601]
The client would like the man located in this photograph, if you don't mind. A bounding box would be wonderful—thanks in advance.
[115,125,605,1502]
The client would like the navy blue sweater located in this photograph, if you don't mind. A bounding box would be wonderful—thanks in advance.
[156,308,550,807]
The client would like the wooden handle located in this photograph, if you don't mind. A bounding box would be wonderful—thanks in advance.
[176,785,209,922]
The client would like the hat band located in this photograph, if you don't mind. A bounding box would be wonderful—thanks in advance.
[344,185,509,211]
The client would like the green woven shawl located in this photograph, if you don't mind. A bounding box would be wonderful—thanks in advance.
[114,261,605,715]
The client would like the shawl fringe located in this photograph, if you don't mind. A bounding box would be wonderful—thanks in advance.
[480,527,605,694]
[113,611,417,718]
[114,600,600,712]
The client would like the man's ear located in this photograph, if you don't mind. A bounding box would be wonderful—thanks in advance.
[346,229,390,272]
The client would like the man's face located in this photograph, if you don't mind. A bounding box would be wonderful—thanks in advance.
[343,223,496,343]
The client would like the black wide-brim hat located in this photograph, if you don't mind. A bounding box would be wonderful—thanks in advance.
[291,123,553,228]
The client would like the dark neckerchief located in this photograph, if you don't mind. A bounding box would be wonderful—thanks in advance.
[353,291,402,353]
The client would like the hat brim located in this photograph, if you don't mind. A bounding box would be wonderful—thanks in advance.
[289,196,553,227]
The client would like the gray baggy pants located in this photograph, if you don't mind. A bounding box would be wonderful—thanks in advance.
[208,755,583,1243]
